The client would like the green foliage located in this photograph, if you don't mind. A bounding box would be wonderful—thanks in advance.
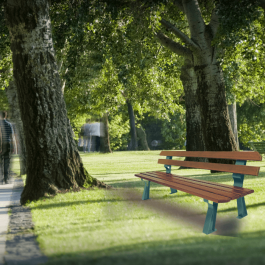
[161,109,186,150]
[108,113,130,151]
[50,0,184,126]
[237,100,265,146]
[214,1,265,104]
[0,90,9,111]
[0,1,12,111]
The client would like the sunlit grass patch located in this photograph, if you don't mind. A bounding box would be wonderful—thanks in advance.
[15,151,265,265]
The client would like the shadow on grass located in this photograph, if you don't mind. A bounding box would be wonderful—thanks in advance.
[28,192,192,211]
[107,189,242,237]
[44,229,265,265]
[218,201,265,214]
[105,180,193,195]
[31,187,244,237]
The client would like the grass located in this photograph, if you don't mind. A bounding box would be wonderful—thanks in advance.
[13,151,265,265]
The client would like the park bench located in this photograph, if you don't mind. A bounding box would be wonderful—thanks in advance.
[249,141,265,155]
[135,151,262,235]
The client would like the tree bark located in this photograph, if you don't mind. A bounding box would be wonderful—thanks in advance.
[5,79,27,175]
[100,113,112,153]
[136,125,149,150]
[181,59,206,158]
[228,102,239,149]
[157,1,237,162]
[127,100,138,150]
[5,0,106,204]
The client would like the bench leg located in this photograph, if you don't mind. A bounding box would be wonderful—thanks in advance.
[237,196,247,219]
[170,188,177,194]
[203,200,218,235]
[142,180,151,200]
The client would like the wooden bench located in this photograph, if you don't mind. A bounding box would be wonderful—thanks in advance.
[135,151,262,235]
[249,142,265,155]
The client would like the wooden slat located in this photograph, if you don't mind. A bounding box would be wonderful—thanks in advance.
[164,173,251,193]
[135,171,254,203]
[160,151,262,161]
[142,171,253,198]
[136,173,231,203]
[158,159,260,176]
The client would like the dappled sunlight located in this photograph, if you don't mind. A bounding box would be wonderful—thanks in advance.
[24,151,265,264]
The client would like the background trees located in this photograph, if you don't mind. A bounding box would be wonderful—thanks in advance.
[1,0,265,203]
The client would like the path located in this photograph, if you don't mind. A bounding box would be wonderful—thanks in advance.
[0,179,16,265]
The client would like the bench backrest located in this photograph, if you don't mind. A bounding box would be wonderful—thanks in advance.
[158,151,262,176]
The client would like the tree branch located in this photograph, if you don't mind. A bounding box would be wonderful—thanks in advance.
[208,8,219,38]
[155,32,192,60]
[160,18,200,52]
[182,0,205,43]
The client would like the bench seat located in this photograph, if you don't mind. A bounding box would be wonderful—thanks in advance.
[135,171,254,203]
[135,151,262,234]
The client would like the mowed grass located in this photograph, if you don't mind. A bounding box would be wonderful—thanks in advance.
[17,151,265,265]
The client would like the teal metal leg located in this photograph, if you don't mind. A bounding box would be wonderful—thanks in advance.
[237,197,247,219]
[233,160,248,219]
[170,188,178,194]
[203,199,218,235]
[164,156,178,195]
[142,180,151,200]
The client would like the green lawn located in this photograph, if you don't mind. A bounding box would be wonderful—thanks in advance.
[16,151,265,265]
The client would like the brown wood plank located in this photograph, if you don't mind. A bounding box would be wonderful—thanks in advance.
[141,171,253,198]
[159,172,253,194]
[160,151,262,161]
[135,173,231,203]
[158,159,260,176]
[137,172,251,200]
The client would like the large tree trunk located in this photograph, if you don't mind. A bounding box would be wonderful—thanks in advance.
[5,0,106,205]
[127,100,138,150]
[195,63,237,155]
[156,0,237,161]
[181,59,206,160]
[5,79,27,175]
[184,0,237,155]
[100,113,112,153]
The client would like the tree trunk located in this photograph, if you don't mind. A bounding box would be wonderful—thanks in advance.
[5,0,106,205]
[228,102,239,149]
[156,0,237,163]
[5,79,27,175]
[136,125,149,150]
[127,100,138,150]
[179,59,207,167]
[181,59,206,160]
[194,60,237,159]
[100,113,112,153]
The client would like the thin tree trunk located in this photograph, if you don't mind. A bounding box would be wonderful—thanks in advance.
[5,79,27,175]
[127,100,138,150]
[5,0,106,204]
[100,113,112,153]
[228,102,239,149]
[136,125,149,150]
